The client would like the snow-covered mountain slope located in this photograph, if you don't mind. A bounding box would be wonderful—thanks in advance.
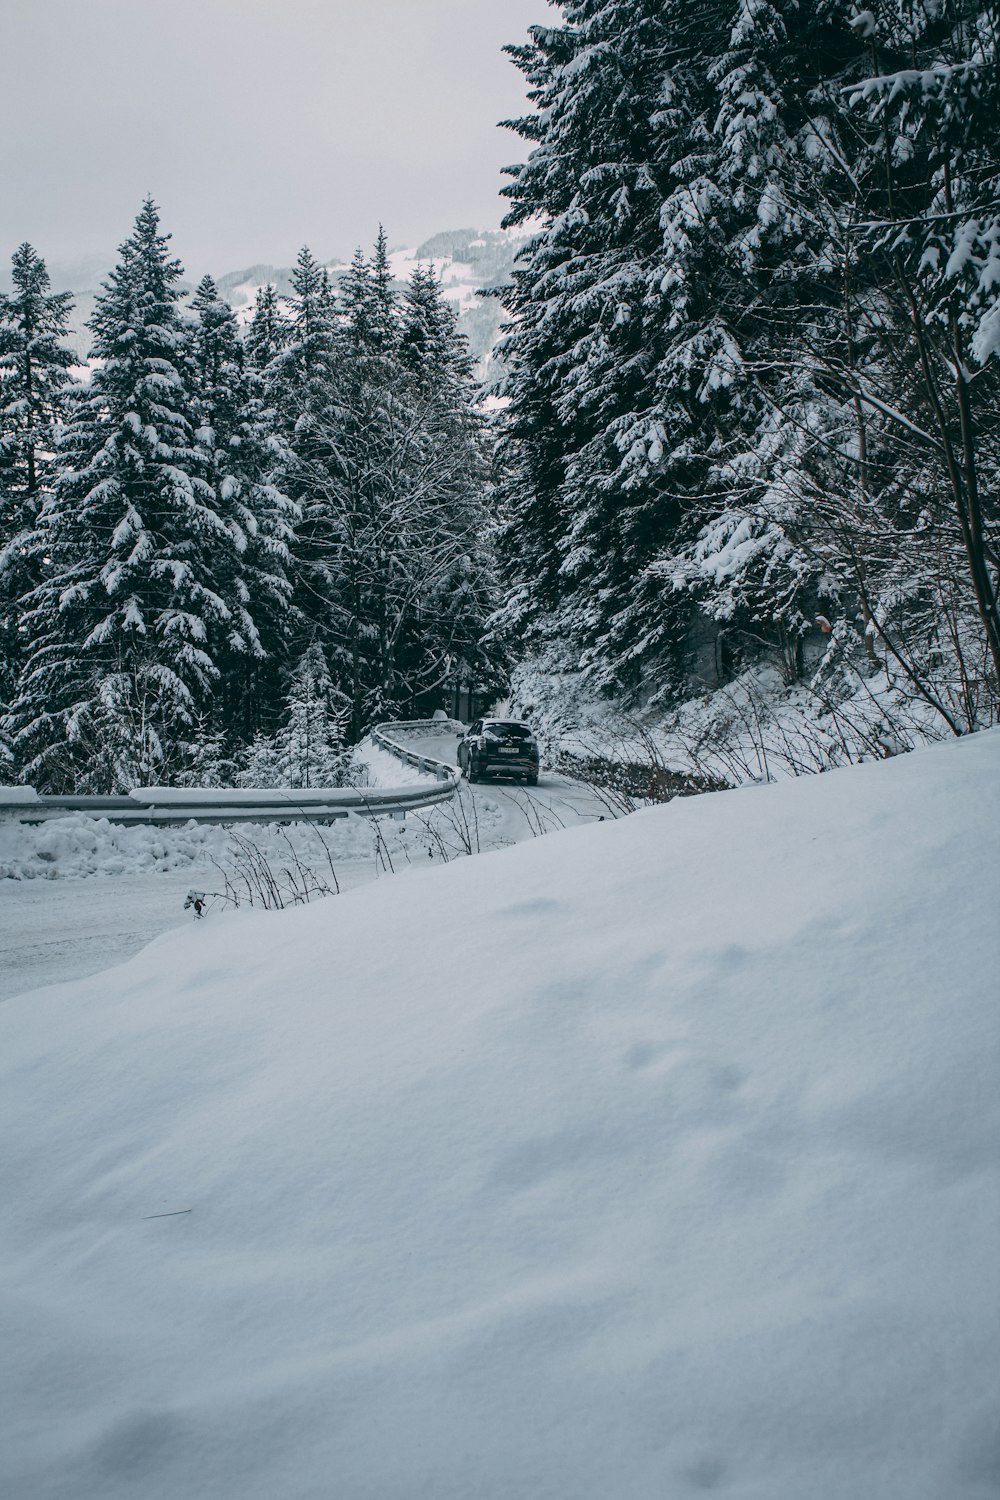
[2,732,997,1500]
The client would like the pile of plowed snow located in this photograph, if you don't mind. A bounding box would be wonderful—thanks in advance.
[2,732,998,1500]
[0,737,437,881]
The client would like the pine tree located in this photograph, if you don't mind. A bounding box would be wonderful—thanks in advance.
[245,283,288,371]
[342,227,397,355]
[0,245,75,711]
[266,246,337,432]
[0,244,75,506]
[497,0,714,699]
[680,0,1000,720]
[276,642,352,788]
[4,201,240,790]
[189,275,298,743]
[282,240,503,731]
[400,263,475,386]
[836,0,1000,704]
[494,1,862,699]
[237,642,353,789]
[649,0,854,680]
[397,265,503,713]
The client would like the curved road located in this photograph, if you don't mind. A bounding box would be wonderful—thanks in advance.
[391,726,614,846]
[0,729,613,1002]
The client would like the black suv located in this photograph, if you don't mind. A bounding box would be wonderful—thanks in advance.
[457,719,540,785]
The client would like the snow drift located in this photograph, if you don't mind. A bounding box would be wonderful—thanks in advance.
[2,733,998,1500]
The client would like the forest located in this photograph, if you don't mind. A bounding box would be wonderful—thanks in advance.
[1,0,998,793]
[495,0,999,758]
[0,213,504,792]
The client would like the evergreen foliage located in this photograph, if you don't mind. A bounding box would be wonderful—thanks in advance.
[0,245,75,710]
[496,0,1000,728]
[245,283,288,371]
[0,204,502,791]
[6,202,253,789]
[266,246,337,432]
[280,238,504,735]
[189,274,298,742]
[237,642,354,789]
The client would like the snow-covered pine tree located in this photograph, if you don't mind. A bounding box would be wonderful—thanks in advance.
[496,0,997,734]
[400,262,476,386]
[245,283,288,371]
[834,0,1000,714]
[292,237,408,729]
[647,0,857,684]
[254,247,342,678]
[0,244,75,509]
[4,200,241,791]
[0,245,76,711]
[265,246,337,435]
[275,641,352,788]
[496,0,728,703]
[282,241,505,731]
[342,227,397,355]
[237,641,353,789]
[679,0,1000,724]
[189,275,298,743]
[495,0,869,703]
[397,264,505,714]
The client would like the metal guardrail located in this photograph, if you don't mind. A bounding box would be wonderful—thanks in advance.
[369,717,464,781]
[0,720,464,827]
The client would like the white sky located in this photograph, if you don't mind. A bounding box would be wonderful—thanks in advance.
[1,0,553,278]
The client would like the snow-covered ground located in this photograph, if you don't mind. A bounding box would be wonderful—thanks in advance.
[510,653,968,790]
[2,730,997,1499]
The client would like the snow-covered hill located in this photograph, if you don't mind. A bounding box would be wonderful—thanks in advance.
[2,732,998,1500]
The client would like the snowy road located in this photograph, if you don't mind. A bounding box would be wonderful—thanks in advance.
[391,726,613,842]
[0,731,610,1002]
[1,873,202,1004]
[0,861,391,1005]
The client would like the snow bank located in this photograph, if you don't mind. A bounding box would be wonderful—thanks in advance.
[0,810,396,883]
[1,733,997,1500]
[354,733,434,787]
[0,739,439,881]
[511,652,959,788]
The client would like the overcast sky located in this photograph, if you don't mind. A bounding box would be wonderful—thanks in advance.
[1,0,553,279]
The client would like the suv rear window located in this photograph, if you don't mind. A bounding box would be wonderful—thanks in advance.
[485,722,531,738]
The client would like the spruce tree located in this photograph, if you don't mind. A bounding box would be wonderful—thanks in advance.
[495,0,999,729]
[398,265,503,713]
[0,245,75,712]
[273,641,351,788]
[0,244,75,506]
[266,246,337,432]
[836,0,1000,700]
[189,275,298,742]
[5,201,237,790]
[497,1,864,699]
[497,0,710,699]
[342,227,397,355]
[237,641,352,789]
[245,283,288,371]
[284,241,503,731]
[400,263,475,386]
